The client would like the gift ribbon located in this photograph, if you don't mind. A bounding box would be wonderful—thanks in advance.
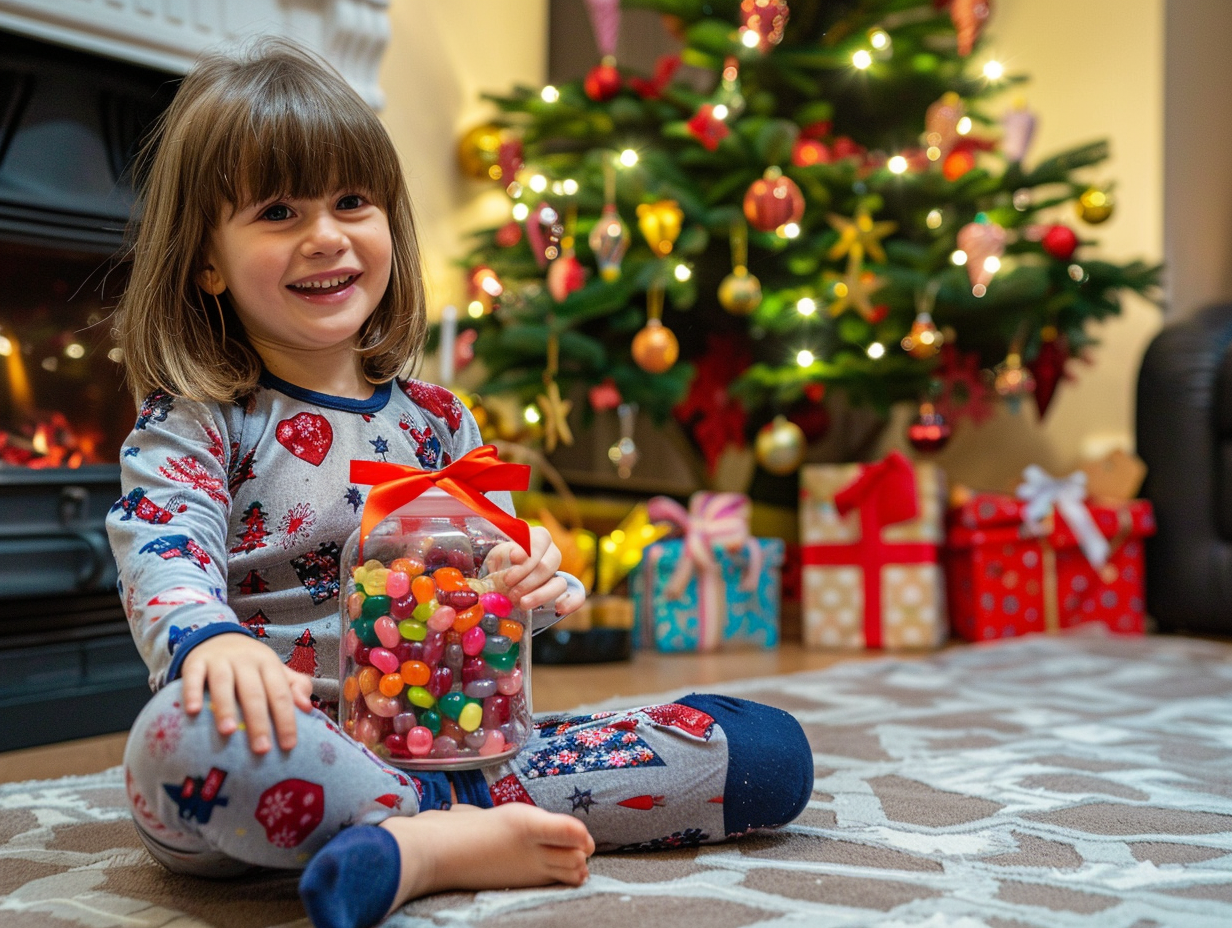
[646,493,763,652]
[1016,465,1109,569]
[802,452,935,648]
[350,445,532,557]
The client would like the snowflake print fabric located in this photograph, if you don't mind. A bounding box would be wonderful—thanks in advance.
[519,725,665,778]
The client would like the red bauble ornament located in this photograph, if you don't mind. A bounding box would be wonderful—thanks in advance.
[584,61,622,101]
[547,253,587,302]
[495,220,522,248]
[588,378,622,412]
[739,0,790,52]
[1041,224,1079,261]
[907,402,952,453]
[1029,334,1069,417]
[742,170,805,233]
[791,138,830,167]
[942,149,976,180]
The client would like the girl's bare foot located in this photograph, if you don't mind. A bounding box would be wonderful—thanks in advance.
[379,803,594,913]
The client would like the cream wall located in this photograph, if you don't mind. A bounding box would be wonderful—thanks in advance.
[883,0,1165,491]
[376,0,1165,492]
[377,1,548,318]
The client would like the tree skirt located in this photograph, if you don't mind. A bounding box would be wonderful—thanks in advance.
[4,630,1232,927]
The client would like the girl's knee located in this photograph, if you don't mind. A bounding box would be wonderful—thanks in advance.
[676,693,814,836]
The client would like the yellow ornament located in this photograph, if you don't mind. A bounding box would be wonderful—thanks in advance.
[1076,187,1114,224]
[535,378,574,453]
[456,123,504,180]
[636,200,684,256]
[827,205,897,265]
[596,503,673,594]
[755,415,806,475]
[718,266,763,315]
[900,311,944,359]
[631,319,679,373]
[825,266,886,322]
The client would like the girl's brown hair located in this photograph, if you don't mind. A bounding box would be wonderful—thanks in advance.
[114,39,426,404]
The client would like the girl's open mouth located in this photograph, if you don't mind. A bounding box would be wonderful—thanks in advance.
[288,274,357,295]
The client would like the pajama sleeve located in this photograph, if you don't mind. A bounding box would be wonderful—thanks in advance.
[106,392,254,691]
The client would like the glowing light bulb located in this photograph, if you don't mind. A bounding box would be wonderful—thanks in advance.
[712,104,729,120]
[619,149,639,167]
[64,342,85,359]
[983,60,1005,80]
[887,155,908,174]
[741,29,761,48]
[867,342,886,359]
[957,116,972,135]
[528,174,548,193]
[852,49,873,70]
[870,29,890,50]
[983,255,1001,274]
[780,222,801,239]
[951,250,969,266]
[797,349,815,367]
[562,178,579,195]
[524,405,542,424]
[674,264,692,282]
[511,202,529,221]
[796,298,817,317]
[468,301,485,317]
[0,336,11,356]
[541,85,560,103]
[926,209,943,229]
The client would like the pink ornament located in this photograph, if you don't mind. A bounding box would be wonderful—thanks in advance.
[585,0,621,57]
[497,138,523,187]
[951,0,992,56]
[547,252,588,302]
[495,220,522,248]
[925,92,964,158]
[525,202,564,268]
[956,221,1007,292]
[739,0,790,52]
[1001,103,1036,163]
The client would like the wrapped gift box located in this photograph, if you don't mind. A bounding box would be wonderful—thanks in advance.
[800,452,947,649]
[629,493,784,652]
[945,490,1155,641]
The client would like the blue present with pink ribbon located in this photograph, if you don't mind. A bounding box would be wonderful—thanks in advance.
[629,492,784,652]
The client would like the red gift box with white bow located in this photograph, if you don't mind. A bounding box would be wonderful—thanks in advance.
[944,467,1155,641]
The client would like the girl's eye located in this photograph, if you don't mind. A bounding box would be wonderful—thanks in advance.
[337,194,366,211]
[260,203,292,222]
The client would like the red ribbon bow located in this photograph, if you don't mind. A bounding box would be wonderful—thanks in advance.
[833,450,920,527]
[350,445,532,557]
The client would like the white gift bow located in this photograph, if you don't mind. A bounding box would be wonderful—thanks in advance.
[1015,465,1110,569]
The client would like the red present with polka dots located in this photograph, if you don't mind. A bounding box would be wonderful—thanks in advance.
[944,493,1155,641]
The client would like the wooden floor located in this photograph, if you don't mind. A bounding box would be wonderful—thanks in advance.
[0,643,889,785]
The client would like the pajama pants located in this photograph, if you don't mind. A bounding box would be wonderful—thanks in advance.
[124,680,813,877]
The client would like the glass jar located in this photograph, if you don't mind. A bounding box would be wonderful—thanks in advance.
[338,488,533,769]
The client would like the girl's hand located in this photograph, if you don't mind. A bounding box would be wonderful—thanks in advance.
[488,526,583,615]
[179,632,315,754]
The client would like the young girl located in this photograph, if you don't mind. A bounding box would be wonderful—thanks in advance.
[108,41,813,928]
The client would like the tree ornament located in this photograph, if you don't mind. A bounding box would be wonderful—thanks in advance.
[901,311,943,359]
[687,103,730,151]
[827,205,896,265]
[627,53,680,100]
[468,265,503,314]
[792,138,830,167]
[907,401,952,453]
[924,92,964,160]
[454,328,478,374]
[824,265,886,321]
[718,220,762,315]
[495,220,522,248]
[585,59,622,102]
[673,333,751,473]
[993,351,1036,413]
[607,402,640,478]
[715,56,746,119]
[951,0,991,57]
[526,202,564,268]
[589,204,629,282]
[457,123,504,179]
[739,0,790,53]
[743,168,805,233]
[1076,187,1115,224]
[956,220,1007,295]
[942,149,976,180]
[1001,100,1036,163]
[1030,329,1068,417]
[636,200,683,256]
[547,253,587,302]
[1041,224,1079,261]
[588,378,622,412]
[632,284,678,374]
[755,415,806,475]
[537,330,574,453]
[494,137,523,188]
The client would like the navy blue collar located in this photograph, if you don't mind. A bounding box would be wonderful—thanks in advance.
[258,370,392,413]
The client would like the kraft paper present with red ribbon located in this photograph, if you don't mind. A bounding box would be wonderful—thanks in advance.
[629,492,784,652]
[800,452,947,649]
[944,467,1155,642]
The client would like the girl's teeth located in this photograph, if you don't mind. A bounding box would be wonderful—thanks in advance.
[293,275,354,291]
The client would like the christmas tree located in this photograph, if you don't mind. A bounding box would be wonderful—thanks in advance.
[447,0,1159,479]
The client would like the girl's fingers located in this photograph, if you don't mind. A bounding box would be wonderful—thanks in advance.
[206,663,238,737]
[287,669,315,712]
[516,574,567,612]
[180,661,206,715]
[233,664,272,754]
[263,664,300,752]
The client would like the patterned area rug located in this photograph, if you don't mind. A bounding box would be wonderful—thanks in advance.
[4,631,1232,928]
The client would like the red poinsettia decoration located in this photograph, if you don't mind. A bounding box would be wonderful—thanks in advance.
[674,334,750,473]
[687,104,730,151]
[628,54,681,100]
[933,344,996,426]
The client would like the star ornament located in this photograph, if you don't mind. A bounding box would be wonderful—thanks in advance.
[827,206,897,265]
[825,267,887,321]
[536,378,574,453]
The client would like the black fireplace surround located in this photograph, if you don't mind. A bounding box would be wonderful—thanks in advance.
[0,33,175,751]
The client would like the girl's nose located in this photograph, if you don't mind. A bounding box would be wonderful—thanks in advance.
[301,214,348,256]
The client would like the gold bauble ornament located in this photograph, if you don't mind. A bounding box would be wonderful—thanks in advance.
[900,311,943,359]
[1076,187,1114,224]
[755,415,806,475]
[456,123,504,180]
[718,267,763,315]
[631,319,679,373]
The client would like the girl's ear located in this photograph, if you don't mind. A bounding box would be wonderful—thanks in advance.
[197,266,226,295]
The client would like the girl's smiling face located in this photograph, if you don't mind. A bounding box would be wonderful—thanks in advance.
[202,190,393,382]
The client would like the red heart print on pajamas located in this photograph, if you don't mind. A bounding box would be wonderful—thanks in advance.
[276,413,333,466]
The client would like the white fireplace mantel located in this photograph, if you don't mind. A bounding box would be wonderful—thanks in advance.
[0,0,391,109]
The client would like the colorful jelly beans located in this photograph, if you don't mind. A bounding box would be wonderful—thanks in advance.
[338,520,532,769]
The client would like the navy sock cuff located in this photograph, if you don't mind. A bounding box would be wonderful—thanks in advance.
[449,768,494,809]
[414,770,455,810]
[299,825,399,928]
[677,693,814,837]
